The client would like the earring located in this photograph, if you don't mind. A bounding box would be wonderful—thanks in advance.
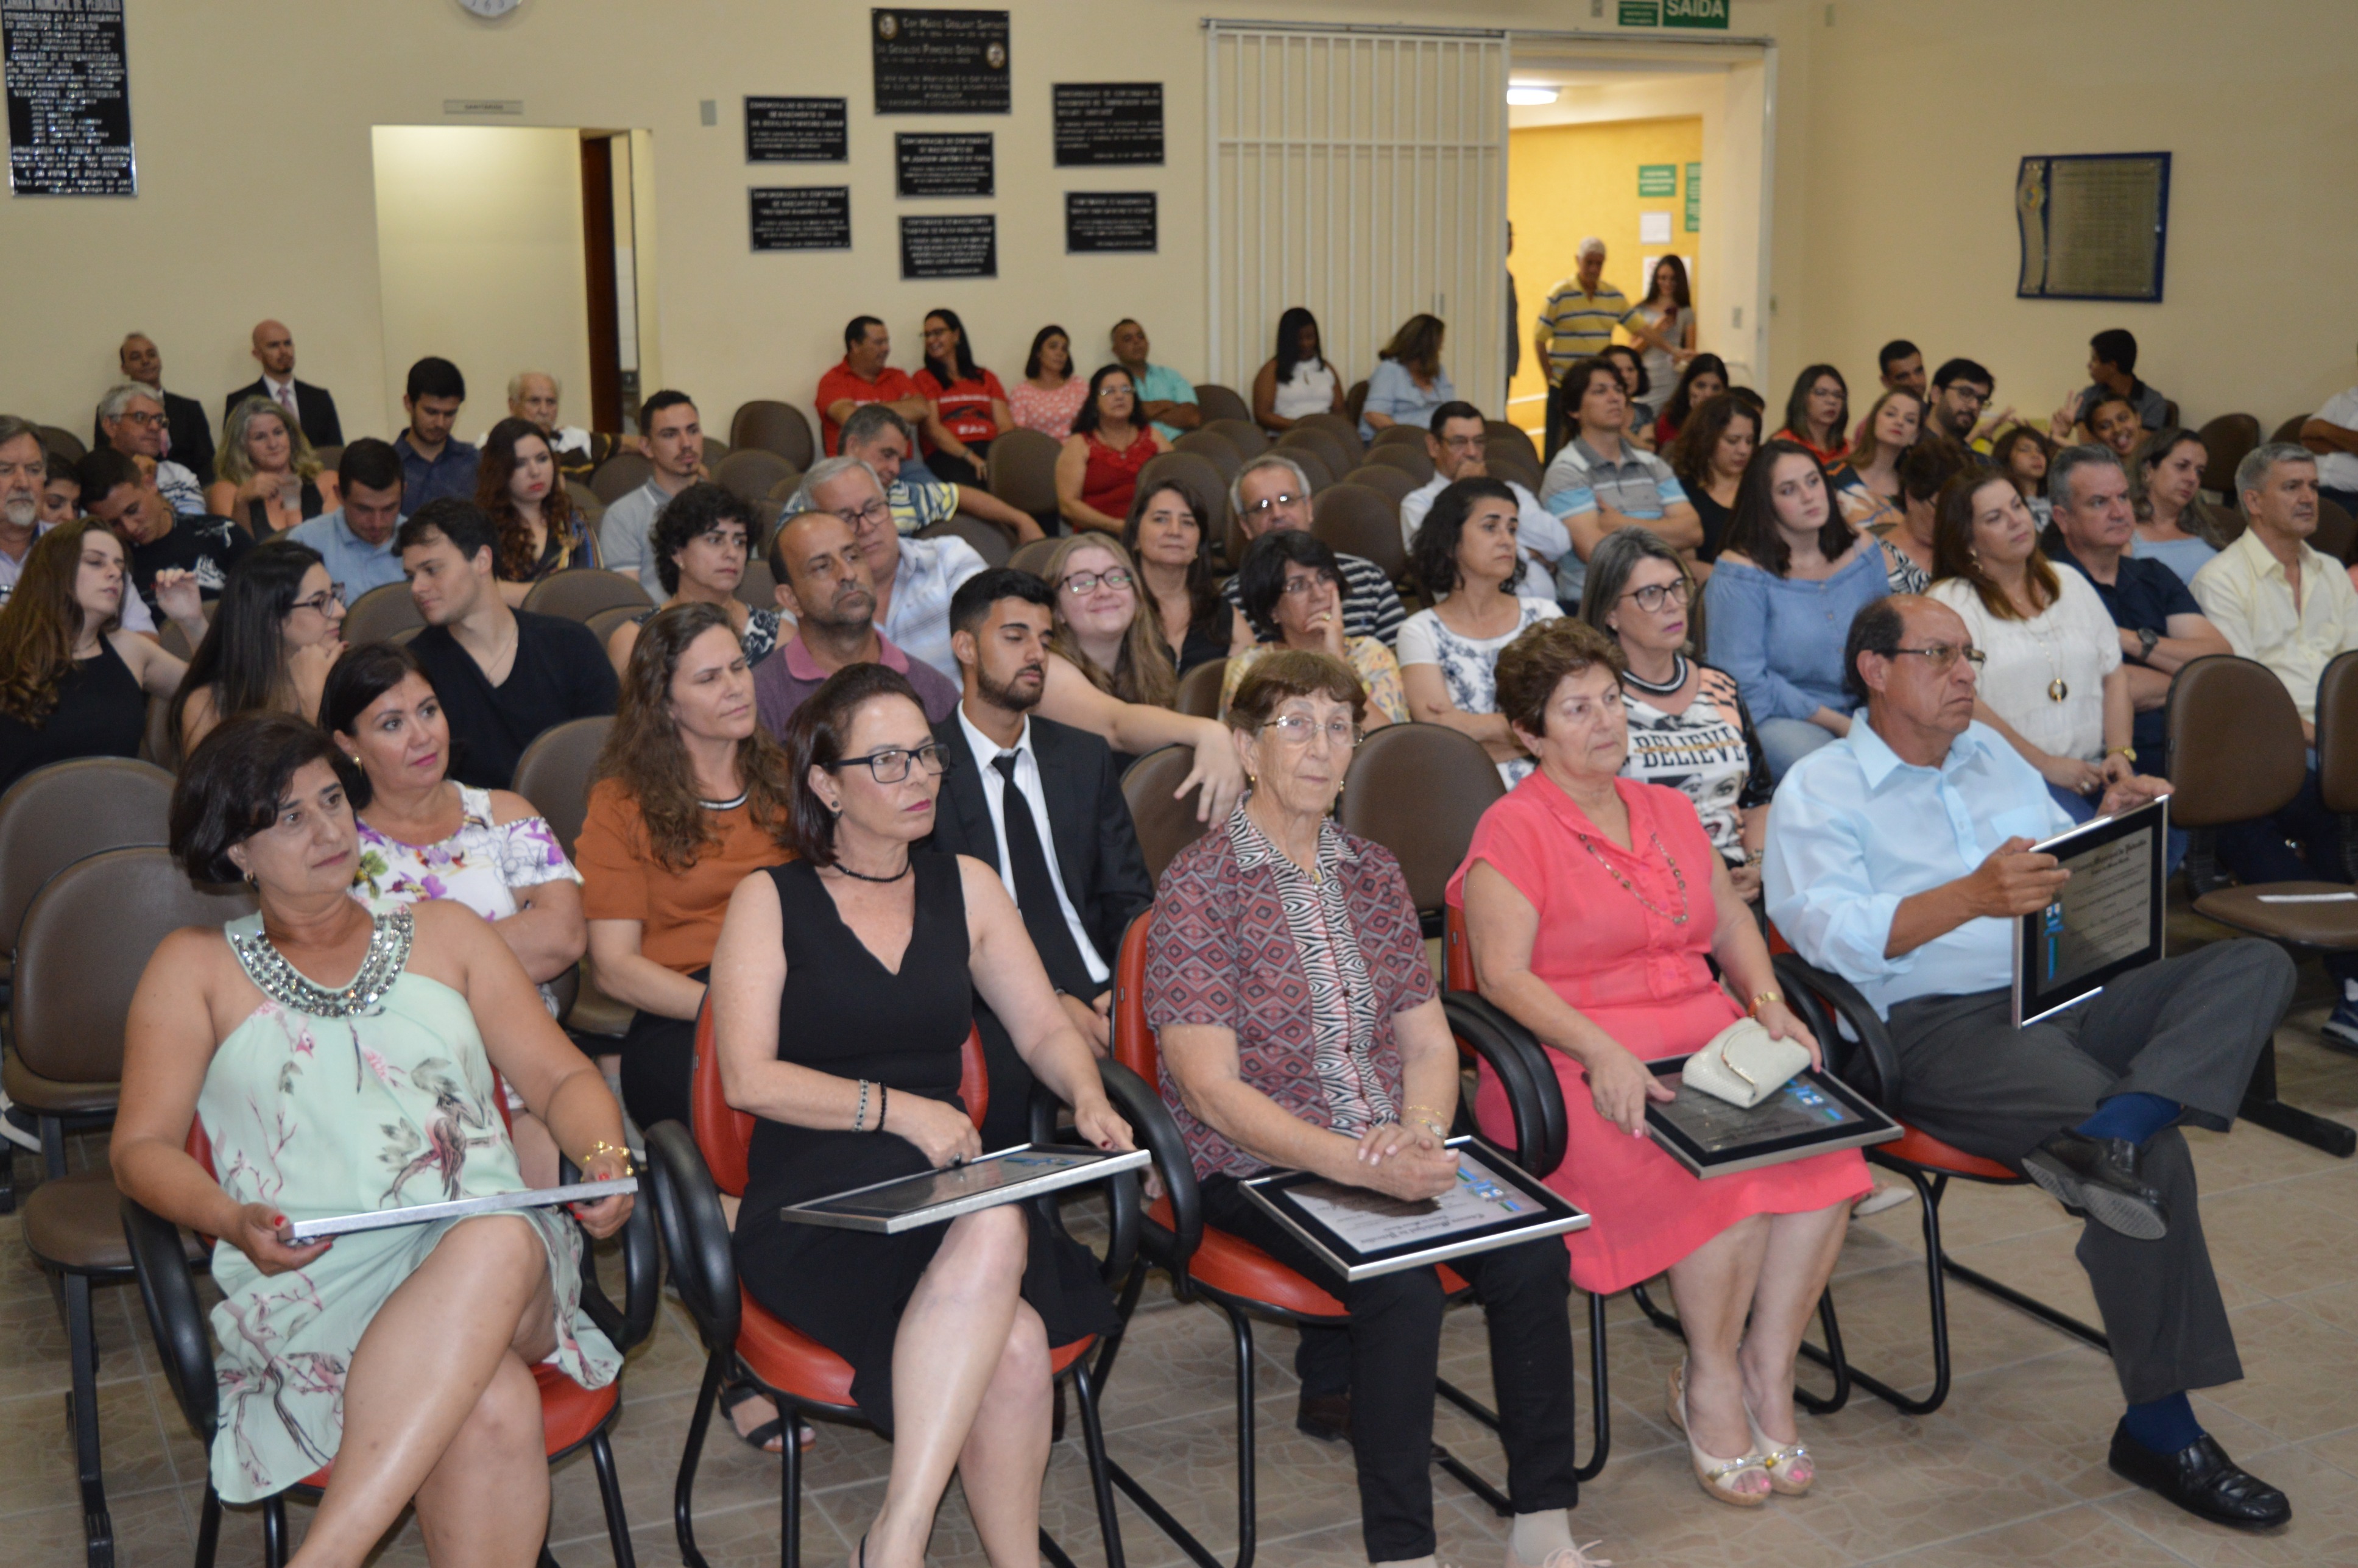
[243,869,257,887]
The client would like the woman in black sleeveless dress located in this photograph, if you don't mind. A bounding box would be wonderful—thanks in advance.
[712,662,1129,1568]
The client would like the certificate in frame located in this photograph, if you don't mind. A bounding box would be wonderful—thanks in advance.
[2013,797,2168,1027]
[1643,1059,1899,1178]
[781,1145,1148,1234]
[1239,1136,1589,1282]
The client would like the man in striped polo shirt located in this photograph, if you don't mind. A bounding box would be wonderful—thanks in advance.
[1536,238,1636,460]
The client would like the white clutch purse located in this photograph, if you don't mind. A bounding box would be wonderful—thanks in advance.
[1681,1017,1812,1110]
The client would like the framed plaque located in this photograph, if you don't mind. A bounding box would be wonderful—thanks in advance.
[289,1178,638,1241]
[2013,797,2168,1026]
[1643,1059,1899,1178]
[781,1145,1148,1234]
[1053,82,1162,166]
[2016,152,2170,302]
[895,131,994,198]
[872,8,1009,115]
[899,213,995,279]
[1065,192,1156,254]
[750,186,852,252]
[745,97,847,163]
[4,0,136,196]
[1239,1136,1588,1281]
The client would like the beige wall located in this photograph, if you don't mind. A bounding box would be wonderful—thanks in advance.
[6,1,2353,452]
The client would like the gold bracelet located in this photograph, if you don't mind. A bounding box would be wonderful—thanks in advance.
[1748,991,1783,1018]
[580,1139,630,1166]
[1402,1104,1453,1134]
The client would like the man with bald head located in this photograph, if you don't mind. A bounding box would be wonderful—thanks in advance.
[222,319,342,449]
[96,333,213,481]
[1768,594,2294,1532]
[752,509,962,736]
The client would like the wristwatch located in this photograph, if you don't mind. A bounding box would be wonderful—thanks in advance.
[2136,627,2159,662]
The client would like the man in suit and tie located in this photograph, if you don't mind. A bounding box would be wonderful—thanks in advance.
[928,567,1154,1146]
[222,319,343,450]
[95,333,214,482]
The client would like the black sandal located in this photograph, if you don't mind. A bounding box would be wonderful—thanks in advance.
[719,1374,813,1453]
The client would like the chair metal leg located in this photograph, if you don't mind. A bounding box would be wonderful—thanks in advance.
[1806,1167,1953,1415]
[262,1496,289,1568]
[1106,1300,1257,1568]
[62,1271,113,1568]
[588,1427,637,1568]
[1573,1291,1609,1485]
[192,1484,222,1568]
[674,1354,724,1568]
[2240,1040,2356,1157]
[537,1547,562,1568]
[1065,1356,1127,1568]
[779,1375,804,1568]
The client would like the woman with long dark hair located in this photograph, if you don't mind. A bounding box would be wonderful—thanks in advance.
[1654,352,1728,448]
[1631,255,1697,410]
[1665,392,1759,564]
[477,415,594,606]
[1123,478,1234,672]
[1773,364,1852,468]
[1251,306,1345,433]
[1009,324,1085,440]
[1054,364,1167,534]
[1826,388,1922,528]
[0,519,191,791]
[170,537,345,758]
[914,308,1013,487]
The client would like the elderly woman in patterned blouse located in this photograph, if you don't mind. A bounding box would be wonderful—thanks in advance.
[1146,649,1601,1568]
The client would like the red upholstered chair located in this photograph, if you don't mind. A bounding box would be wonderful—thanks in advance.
[1100,911,1566,1565]
[640,1005,1134,1568]
[121,1093,657,1568]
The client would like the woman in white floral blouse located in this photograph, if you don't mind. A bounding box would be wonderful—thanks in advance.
[323,643,590,1184]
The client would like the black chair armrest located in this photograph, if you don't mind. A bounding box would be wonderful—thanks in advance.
[120,1195,216,1441]
[642,1119,741,1354]
[1771,952,1902,1110]
[1442,991,1567,1178]
[1022,1070,1145,1291]
[1095,1058,1200,1280]
[559,1151,662,1353]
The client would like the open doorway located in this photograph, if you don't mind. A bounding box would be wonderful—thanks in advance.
[1504,38,1773,447]
[370,125,654,440]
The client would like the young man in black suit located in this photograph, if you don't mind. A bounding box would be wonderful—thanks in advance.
[221,319,344,450]
[928,568,1153,1146]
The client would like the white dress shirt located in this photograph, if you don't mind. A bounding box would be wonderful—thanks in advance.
[953,705,1110,985]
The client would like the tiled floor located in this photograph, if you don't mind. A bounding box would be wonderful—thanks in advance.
[14,908,2358,1566]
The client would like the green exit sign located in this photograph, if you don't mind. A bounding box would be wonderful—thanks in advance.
[1617,1,1659,24]
[1664,0,1730,26]
[1638,163,1678,197]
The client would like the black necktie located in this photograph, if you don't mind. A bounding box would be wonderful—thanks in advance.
[992,751,1093,993]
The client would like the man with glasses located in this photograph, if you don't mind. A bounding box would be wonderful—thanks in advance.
[1220,453,1407,646]
[1768,594,2293,1533]
[754,509,961,737]
[925,568,1153,1143]
[794,454,986,682]
[1926,359,2000,459]
[98,383,207,514]
[1402,401,1567,601]
[831,402,1040,543]
[400,497,618,788]
[96,333,214,484]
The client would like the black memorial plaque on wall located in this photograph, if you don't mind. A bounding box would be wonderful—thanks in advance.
[745,97,847,163]
[895,132,994,198]
[1065,192,1157,254]
[872,9,1009,115]
[4,0,136,196]
[900,214,997,279]
[750,186,852,252]
[1053,83,1163,167]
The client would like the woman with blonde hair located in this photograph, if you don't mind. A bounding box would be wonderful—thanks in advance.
[1359,313,1454,441]
[1039,531,1177,712]
[1826,388,1921,528]
[207,396,336,535]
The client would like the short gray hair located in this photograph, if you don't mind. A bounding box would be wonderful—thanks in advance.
[2237,442,2315,501]
[839,401,913,452]
[1229,451,1311,517]
[507,370,559,403]
[96,381,160,423]
[798,454,885,509]
[1578,527,1690,632]
[0,413,44,459]
[2047,443,2124,512]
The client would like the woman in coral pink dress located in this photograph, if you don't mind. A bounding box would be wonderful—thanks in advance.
[1447,618,1867,1511]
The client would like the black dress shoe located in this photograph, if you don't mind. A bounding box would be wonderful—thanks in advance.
[2022,1131,2168,1240]
[2108,1422,2290,1529]
[1296,1393,1351,1444]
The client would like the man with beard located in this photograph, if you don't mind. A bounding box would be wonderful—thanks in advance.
[925,567,1152,1143]
[752,509,961,735]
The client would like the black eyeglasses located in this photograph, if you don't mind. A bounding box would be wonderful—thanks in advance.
[828,742,951,783]
[1888,643,1986,673]
[1618,579,1692,613]
[289,584,346,617]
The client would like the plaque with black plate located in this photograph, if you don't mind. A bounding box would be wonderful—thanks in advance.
[745,96,847,163]
[1065,192,1157,254]
[750,186,852,252]
[896,132,994,198]
[1053,82,1163,166]
[5,0,136,196]
[872,8,1009,115]
[900,213,996,278]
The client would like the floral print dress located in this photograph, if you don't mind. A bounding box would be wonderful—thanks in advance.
[196,906,620,1502]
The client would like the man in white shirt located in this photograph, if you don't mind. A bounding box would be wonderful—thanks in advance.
[97,384,205,515]
[1399,401,1566,601]
[796,455,986,682]
[2300,359,2358,517]
[596,390,705,594]
[492,370,643,482]
[2189,442,2358,1044]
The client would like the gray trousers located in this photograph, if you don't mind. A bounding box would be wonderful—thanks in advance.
[1883,939,2295,1404]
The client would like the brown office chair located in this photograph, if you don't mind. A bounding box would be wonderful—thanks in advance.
[1372,422,1430,451]
[310,444,342,475]
[1312,482,1408,583]
[700,437,732,468]
[584,602,646,649]
[1485,420,1541,468]
[767,472,804,505]
[1344,379,1369,428]
[589,451,653,504]
[730,399,817,469]
[1341,462,1419,507]
[2316,498,2358,565]
[138,693,174,769]
[521,568,654,623]
[2270,414,2310,446]
[1008,538,1060,577]
[40,425,88,464]
[341,581,423,647]
[1338,724,1504,930]
[735,557,780,611]
[1137,450,1230,529]
[1364,441,1437,486]
[918,514,1014,569]
[1294,412,1365,465]
[1277,425,1353,485]
[0,757,173,1027]
[1193,383,1252,426]
[565,479,606,528]
[1281,445,1334,493]
[1205,417,1269,457]
[13,847,252,1566]
[1174,657,1227,719]
[1173,428,1243,484]
[511,715,613,858]
[715,447,798,506]
[1489,449,1543,493]
[157,618,197,660]
[985,426,1062,519]
[2197,414,2262,498]
[2164,654,2357,1156]
[1121,745,1215,881]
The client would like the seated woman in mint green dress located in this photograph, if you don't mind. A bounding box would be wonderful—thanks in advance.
[111,713,634,1561]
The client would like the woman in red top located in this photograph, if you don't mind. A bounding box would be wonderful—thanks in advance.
[912,308,1012,487]
[1055,364,1167,534]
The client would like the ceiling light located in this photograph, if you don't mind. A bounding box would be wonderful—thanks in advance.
[1506,84,1560,106]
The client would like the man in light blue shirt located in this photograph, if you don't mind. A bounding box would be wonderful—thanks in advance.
[1767,593,2293,1530]
[1110,318,1200,443]
[284,439,406,598]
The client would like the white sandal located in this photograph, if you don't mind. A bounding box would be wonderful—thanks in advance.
[1742,1399,1815,1496]
[1667,1362,1769,1507]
